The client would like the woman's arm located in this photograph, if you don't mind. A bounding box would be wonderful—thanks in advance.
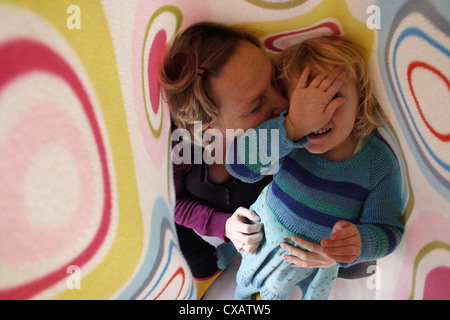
[173,159,264,251]
[173,160,232,241]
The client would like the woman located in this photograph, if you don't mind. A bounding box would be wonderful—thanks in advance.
[159,22,352,299]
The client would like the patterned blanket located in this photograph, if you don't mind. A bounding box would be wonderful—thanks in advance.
[0,0,448,300]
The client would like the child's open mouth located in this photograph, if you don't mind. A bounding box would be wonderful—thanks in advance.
[309,128,332,137]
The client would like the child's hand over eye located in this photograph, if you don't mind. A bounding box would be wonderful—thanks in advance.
[284,66,347,141]
[321,220,361,264]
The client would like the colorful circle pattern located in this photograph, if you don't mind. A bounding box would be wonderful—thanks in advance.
[118,197,194,300]
[0,0,142,300]
[378,0,450,299]
[262,19,342,54]
[0,38,111,299]
[133,5,181,168]
[382,0,450,198]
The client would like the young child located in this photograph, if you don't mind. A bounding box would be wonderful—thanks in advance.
[226,35,404,300]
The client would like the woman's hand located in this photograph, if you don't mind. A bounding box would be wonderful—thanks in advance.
[280,236,337,268]
[225,207,263,254]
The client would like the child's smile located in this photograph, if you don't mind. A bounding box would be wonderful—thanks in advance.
[309,127,333,137]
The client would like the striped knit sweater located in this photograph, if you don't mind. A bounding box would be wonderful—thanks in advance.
[226,112,404,265]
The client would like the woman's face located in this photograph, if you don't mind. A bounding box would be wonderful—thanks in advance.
[208,41,288,135]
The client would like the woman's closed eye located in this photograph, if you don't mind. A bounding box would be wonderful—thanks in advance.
[249,96,264,114]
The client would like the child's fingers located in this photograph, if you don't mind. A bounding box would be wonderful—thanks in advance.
[329,225,356,241]
[322,220,361,263]
[327,221,358,242]
[323,97,345,119]
[310,67,346,92]
[326,254,358,264]
[314,67,345,89]
[320,235,359,248]
[294,66,311,91]
[325,75,345,97]
[322,245,360,257]
[308,72,327,88]
[332,220,349,233]
[321,237,356,248]
[326,67,346,95]
[318,74,338,91]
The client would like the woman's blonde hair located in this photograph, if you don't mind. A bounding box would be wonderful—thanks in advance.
[158,22,260,137]
[274,35,386,137]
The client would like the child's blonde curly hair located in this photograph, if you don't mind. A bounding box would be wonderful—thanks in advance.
[274,35,387,137]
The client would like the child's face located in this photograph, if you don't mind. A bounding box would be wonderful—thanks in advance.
[287,78,362,162]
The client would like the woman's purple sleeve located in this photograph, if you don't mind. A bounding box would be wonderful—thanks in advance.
[173,161,232,241]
